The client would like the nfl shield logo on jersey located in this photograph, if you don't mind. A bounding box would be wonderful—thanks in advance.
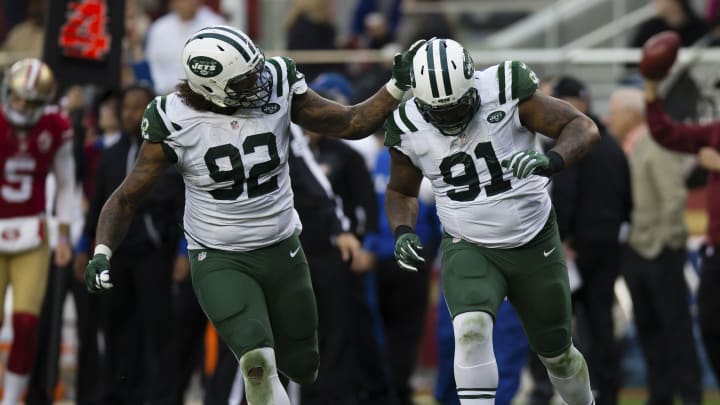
[230,120,239,130]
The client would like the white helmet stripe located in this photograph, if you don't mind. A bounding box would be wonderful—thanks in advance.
[438,40,453,97]
[24,60,42,92]
[425,41,440,98]
[188,31,252,62]
[208,25,257,54]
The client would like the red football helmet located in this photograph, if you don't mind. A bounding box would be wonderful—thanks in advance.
[1,58,57,127]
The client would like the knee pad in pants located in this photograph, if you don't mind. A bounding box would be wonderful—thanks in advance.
[453,311,498,399]
[453,311,495,366]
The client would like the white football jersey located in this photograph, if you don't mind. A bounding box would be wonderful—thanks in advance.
[142,56,306,251]
[385,60,551,248]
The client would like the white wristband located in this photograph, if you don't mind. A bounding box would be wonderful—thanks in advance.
[385,79,406,101]
[94,244,112,260]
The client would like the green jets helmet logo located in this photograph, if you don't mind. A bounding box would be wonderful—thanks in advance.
[188,56,222,77]
[487,111,505,123]
[261,102,280,114]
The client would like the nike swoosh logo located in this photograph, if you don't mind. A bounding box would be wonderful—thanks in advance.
[543,247,556,257]
[290,247,300,258]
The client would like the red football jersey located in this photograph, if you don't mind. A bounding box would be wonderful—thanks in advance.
[0,110,72,218]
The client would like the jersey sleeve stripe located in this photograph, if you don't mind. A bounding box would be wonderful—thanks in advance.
[497,61,507,104]
[266,58,284,97]
[144,101,171,140]
[511,61,520,100]
[383,114,403,147]
[279,57,304,87]
[158,96,182,130]
[392,109,412,134]
[398,103,418,132]
[155,100,176,135]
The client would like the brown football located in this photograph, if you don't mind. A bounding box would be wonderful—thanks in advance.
[639,31,680,80]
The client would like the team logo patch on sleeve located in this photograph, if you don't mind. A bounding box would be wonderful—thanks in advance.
[487,110,506,123]
[38,131,53,153]
[261,102,280,114]
[188,56,223,77]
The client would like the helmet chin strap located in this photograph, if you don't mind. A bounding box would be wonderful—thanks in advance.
[440,127,464,136]
[4,107,38,127]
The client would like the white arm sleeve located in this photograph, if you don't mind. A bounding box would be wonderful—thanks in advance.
[51,141,76,224]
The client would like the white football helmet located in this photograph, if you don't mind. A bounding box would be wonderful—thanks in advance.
[182,26,271,108]
[1,58,56,127]
[411,39,479,136]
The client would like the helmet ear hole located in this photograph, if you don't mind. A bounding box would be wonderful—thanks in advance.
[202,85,214,93]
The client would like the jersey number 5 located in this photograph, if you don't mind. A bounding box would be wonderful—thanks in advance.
[203,132,280,200]
[440,142,511,201]
[2,157,36,203]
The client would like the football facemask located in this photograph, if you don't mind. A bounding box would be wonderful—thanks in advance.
[223,60,272,108]
[415,87,479,136]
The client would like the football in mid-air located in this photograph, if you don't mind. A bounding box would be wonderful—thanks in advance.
[639,31,680,80]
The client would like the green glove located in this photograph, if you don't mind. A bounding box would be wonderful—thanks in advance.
[394,232,425,272]
[501,150,552,179]
[386,39,429,99]
[85,254,114,293]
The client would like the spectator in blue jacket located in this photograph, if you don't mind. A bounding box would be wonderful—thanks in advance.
[354,141,442,405]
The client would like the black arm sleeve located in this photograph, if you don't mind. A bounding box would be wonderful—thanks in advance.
[345,150,379,235]
[82,152,109,249]
[551,163,580,241]
[288,138,346,253]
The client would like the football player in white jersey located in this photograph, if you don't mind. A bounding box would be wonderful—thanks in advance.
[384,39,599,405]
[83,26,424,405]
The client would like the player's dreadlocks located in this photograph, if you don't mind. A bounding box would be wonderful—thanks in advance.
[176,80,237,115]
